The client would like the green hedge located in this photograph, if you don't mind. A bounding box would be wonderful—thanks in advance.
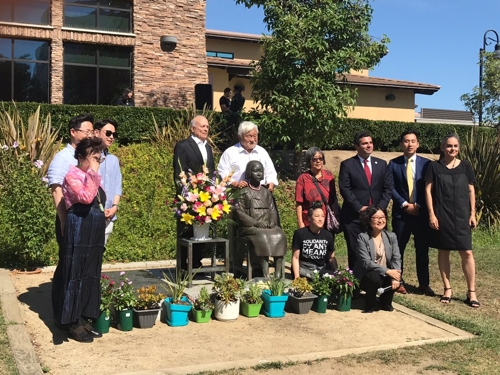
[2,102,495,151]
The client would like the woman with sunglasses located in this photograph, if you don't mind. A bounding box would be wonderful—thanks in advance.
[295,146,339,229]
[354,206,402,313]
[54,137,107,343]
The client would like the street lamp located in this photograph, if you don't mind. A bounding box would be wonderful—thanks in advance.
[478,29,500,126]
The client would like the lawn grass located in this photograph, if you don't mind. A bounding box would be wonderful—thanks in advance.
[0,301,19,375]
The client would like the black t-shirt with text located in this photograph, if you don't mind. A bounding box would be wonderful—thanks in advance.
[292,227,334,268]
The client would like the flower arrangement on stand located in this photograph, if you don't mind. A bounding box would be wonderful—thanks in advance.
[114,271,137,331]
[332,268,360,312]
[310,271,335,313]
[171,165,233,239]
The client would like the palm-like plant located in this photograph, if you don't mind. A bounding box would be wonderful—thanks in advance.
[460,127,500,227]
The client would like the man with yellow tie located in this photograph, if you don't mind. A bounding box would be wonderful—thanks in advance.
[389,131,434,296]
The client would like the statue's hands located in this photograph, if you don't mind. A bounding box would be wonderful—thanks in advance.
[267,223,277,228]
[254,223,267,229]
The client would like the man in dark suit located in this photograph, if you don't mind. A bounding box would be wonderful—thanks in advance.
[388,130,434,296]
[173,115,215,268]
[339,131,392,269]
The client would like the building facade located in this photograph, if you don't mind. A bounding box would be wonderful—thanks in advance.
[0,0,207,107]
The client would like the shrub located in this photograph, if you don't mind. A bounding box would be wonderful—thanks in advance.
[0,146,55,268]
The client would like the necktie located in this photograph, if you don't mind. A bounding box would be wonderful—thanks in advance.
[407,158,414,203]
[363,159,372,185]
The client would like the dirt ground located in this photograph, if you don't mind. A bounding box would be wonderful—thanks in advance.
[11,270,463,375]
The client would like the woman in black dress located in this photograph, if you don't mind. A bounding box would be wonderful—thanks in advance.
[55,138,107,342]
[424,134,479,307]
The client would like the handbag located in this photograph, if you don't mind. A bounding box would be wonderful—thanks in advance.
[311,176,342,234]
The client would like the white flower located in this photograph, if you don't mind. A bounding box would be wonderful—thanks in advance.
[34,160,44,169]
[1,145,8,150]
[12,141,19,148]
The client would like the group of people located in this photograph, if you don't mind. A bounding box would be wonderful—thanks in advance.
[48,114,122,343]
[175,118,480,314]
[219,85,246,113]
[293,130,479,312]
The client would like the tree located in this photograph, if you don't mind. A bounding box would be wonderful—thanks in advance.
[235,0,389,174]
[460,52,500,126]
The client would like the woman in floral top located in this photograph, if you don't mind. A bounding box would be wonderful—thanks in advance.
[295,147,339,228]
[53,137,106,343]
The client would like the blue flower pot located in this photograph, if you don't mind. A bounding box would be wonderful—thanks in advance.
[164,297,192,327]
[261,290,288,318]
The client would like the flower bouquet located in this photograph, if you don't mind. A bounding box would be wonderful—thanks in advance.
[172,165,233,237]
[114,271,137,312]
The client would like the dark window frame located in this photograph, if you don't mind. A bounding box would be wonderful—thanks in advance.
[63,0,133,33]
[63,42,133,105]
[0,38,50,103]
[206,51,234,59]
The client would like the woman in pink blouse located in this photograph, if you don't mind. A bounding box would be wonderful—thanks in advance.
[53,137,106,343]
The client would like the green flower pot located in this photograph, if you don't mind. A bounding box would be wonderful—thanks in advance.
[336,295,352,312]
[93,311,111,334]
[192,309,212,323]
[241,302,262,318]
[312,294,329,313]
[117,309,134,331]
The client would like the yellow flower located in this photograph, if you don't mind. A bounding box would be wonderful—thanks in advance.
[199,191,210,202]
[210,206,221,220]
[222,200,231,214]
[195,205,207,216]
[180,213,194,225]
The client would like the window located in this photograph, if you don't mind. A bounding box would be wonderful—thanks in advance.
[206,51,234,59]
[63,43,132,105]
[63,0,132,33]
[0,38,50,103]
[0,0,50,25]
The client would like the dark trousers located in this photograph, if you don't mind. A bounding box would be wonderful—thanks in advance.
[342,219,363,270]
[360,270,395,310]
[392,212,430,287]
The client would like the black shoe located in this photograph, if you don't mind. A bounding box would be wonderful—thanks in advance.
[53,319,69,332]
[82,321,103,338]
[69,325,94,343]
[380,305,394,312]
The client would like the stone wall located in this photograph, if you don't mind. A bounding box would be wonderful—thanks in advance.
[0,0,208,107]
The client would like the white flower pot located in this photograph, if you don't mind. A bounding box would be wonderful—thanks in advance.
[193,223,210,239]
[214,298,240,322]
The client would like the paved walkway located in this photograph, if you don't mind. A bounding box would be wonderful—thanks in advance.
[0,262,475,375]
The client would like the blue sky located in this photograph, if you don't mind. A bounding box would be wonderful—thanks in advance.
[207,0,500,111]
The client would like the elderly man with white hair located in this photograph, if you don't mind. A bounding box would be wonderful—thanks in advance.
[218,121,278,191]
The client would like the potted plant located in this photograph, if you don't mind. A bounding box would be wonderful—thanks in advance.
[240,283,263,318]
[94,274,115,334]
[133,285,166,328]
[287,277,316,314]
[172,165,234,239]
[162,271,192,326]
[212,272,245,322]
[310,271,334,313]
[113,271,137,331]
[332,267,360,312]
[261,274,289,318]
[188,286,214,323]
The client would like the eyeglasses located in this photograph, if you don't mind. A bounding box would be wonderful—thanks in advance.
[371,216,386,221]
[104,130,118,138]
[311,157,324,162]
[76,129,93,136]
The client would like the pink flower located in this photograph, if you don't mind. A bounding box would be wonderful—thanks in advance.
[119,271,125,276]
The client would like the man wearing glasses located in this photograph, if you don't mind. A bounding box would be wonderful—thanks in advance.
[48,113,94,330]
[94,119,122,245]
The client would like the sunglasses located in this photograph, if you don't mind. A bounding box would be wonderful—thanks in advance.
[311,157,324,162]
[103,130,118,138]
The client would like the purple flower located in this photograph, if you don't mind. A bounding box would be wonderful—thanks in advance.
[34,160,44,169]
[119,271,125,276]
[41,176,49,184]
[127,281,132,285]
[12,141,19,148]
[120,281,124,286]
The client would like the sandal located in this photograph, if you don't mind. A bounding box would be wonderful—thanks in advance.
[465,290,481,308]
[440,287,452,304]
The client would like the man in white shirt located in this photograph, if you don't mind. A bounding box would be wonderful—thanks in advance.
[218,121,278,191]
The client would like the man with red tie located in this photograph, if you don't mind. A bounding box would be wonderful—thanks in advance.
[388,130,434,296]
[339,131,392,269]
